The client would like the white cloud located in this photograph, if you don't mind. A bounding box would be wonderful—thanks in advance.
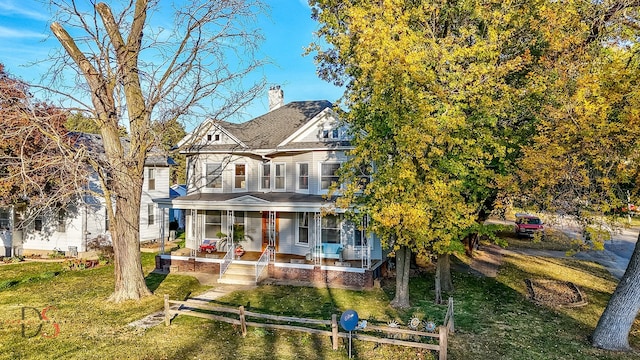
[0,26,47,39]
[0,2,50,21]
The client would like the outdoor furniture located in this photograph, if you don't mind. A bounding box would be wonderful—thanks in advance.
[316,243,344,261]
[199,239,217,253]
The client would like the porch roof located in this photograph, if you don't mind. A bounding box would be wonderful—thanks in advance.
[154,192,340,212]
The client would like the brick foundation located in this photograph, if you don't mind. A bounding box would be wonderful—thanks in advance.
[157,255,378,288]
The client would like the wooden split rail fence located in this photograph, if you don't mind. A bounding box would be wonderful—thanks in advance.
[164,295,450,360]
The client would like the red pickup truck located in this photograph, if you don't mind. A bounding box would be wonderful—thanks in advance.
[515,214,544,238]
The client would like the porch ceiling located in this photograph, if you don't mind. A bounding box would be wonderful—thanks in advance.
[155,192,339,212]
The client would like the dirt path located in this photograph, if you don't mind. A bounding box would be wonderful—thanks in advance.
[467,244,506,278]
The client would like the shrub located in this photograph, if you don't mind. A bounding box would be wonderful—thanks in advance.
[87,235,114,264]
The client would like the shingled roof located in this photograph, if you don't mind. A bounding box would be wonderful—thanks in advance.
[220,100,333,149]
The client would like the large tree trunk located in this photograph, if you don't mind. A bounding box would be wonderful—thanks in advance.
[435,253,454,304]
[592,233,640,351]
[390,245,411,309]
[107,165,151,302]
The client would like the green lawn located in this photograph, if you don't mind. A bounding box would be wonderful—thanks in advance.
[0,250,639,359]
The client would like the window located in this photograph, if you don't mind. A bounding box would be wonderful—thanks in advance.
[206,163,223,188]
[148,204,155,225]
[297,212,309,244]
[56,209,66,232]
[322,128,339,139]
[234,164,246,189]
[321,163,340,190]
[233,212,245,242]
[34,216,43,232]
[298,163,309,190]
[321,215,341,244]
[275,163,285,189]
[0,209,9,229]
[357,163,371,189]
[147,168,155,190]
[354,216,368,246]
[261,163,271,189]
[204,210,222,238]
[206,133,220,142]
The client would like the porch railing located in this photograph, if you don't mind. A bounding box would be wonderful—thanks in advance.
[255,247,271,284]
[219,246,234,280]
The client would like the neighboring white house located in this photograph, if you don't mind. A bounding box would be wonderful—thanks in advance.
[155,87,386,288]
[0,134,174,257]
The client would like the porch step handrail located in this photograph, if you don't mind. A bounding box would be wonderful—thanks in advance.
[219,246,234,280]
[255,247,271,284]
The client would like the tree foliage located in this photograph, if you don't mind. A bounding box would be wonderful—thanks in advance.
[0,64,84,209]
[311,0,543,306]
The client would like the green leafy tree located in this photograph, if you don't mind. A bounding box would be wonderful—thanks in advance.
[311,0,540,306]
[512,0,640,350]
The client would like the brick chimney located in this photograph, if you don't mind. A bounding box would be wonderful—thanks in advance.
[268,85,284,111]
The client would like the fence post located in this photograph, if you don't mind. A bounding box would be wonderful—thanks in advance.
[164,294,171,326]
[239,305,247,337]
[439,326,448,360]
[331,314,339,350]
[448,297,455,334]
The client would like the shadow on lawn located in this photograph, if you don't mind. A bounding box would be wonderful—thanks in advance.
[145,271,167,293]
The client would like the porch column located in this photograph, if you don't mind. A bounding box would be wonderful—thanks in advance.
[268,211,276,261]
[159,208,166,254]
[314,212,321,265]
[227,210,234,249]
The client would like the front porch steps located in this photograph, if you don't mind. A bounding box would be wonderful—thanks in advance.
[218,262,262,285]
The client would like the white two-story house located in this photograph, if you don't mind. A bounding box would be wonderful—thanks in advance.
[0,133,173,258]
[155,87,385,287]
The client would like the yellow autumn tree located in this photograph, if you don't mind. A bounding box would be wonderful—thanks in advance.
[311,0,544,307]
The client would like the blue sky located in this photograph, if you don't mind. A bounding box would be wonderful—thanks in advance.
[0,0,344,122]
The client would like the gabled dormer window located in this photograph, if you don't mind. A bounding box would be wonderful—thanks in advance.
[322,128,340,140]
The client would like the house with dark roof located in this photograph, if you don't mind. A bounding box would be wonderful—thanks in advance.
[155,86,385,287]
[0,133,173,258]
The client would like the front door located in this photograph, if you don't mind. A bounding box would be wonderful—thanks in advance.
[261,211,279,251]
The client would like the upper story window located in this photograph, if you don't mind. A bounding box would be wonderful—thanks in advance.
[261,163,285,190]
[147,168,155,191]
[274,163,285,190]
[206,163,223,189]
[298,163,309,190]
[0,209,9,229]
[321,163,341,190]
[34,215,43,232]
[322,128,340,140]
[56,209,66,233]
[207,133,221,142]
[234,164,246,189]
[261,163,271,189]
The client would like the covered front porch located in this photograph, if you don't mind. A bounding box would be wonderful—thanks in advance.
[154,193,384,287]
